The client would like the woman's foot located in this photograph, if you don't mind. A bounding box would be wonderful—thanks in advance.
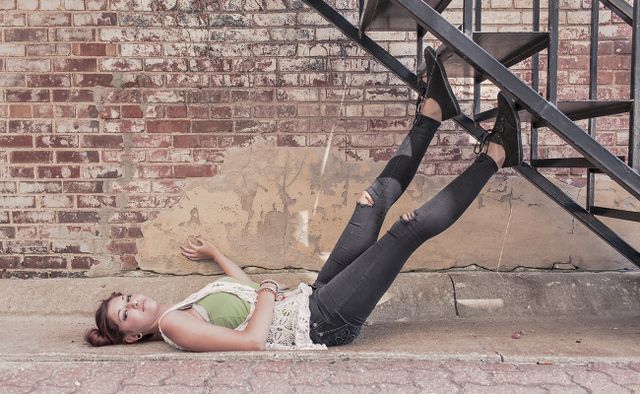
[477,92,522,168]
[415,47,461,122]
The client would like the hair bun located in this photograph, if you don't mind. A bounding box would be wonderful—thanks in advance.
[84,327,113,347]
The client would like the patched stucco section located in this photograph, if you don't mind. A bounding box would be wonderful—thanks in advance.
[138,143,640,274]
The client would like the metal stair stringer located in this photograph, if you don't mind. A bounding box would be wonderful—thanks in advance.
[393,0,640,203]
[300,0,640,267]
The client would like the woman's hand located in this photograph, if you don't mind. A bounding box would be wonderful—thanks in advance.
[180,236,217,261]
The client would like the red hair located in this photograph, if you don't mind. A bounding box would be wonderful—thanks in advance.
[84,292,125,347]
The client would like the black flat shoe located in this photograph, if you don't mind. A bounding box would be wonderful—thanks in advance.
[477,91,522,168]
[415,46,461,121]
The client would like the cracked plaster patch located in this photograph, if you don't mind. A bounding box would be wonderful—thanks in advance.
[137,141,640,275]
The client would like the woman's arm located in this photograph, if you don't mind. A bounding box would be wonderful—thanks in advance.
[161,288,276,351]
[180,237,254,284]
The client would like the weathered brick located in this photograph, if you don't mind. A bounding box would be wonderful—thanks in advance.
[23,255,67,268]
[12,211,55,223]
[52,58,97,72]
[6,89,50,102]
[27,13,71,26]
[5,240,49,253]
[0,256,21,269]
[37,165,81,178]
[71,256,100,269]
[63,181,104,193]
[82,165,122,179]
[77,195,116,208]
[146,120,191,133]
[36,135,78,148]
[56,151,99,163]
[73,12,116,26]
[58,211,100,223]
[173,164,216,178]
[108,211,147,223]
[0,196,35,208]
[101,58,143,71]
[81,135,123,148]
[52,89,94,102]
[0,226,16,238]
[9,167,35,178]
[40,195,74,208]
[0,182,18,194]
[19,181,62,193]
[8,120,53,133]
[108,241,138,254]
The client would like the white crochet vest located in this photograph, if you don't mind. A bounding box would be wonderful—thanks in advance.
[158,279,327,351]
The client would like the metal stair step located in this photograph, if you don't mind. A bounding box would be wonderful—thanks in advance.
[531,156,626,172]
[590,206,640,222]
[436,32,549,81]
[475,100,633,126]
[359,0,453,32]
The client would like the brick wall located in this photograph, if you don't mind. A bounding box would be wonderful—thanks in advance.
[0,0,633,278]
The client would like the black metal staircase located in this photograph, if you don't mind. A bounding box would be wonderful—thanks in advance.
[301,0,640,266]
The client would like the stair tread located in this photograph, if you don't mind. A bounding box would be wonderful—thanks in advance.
[437,31,549,80]
[475,100,633,124]
[532,156,626,172]
[359,0,453,32]
[590,206,640,222]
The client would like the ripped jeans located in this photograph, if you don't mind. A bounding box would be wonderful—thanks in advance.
[307,114,499,347]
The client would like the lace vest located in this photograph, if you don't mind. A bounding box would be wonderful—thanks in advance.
[158,280,327,351]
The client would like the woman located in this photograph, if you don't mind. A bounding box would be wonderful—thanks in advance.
[85,47,522,351]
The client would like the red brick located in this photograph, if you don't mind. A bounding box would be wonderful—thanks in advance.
[36,135,79,148]
[37,166,81,178]
[121,105,143,118]
[71,256,100,269]
[172,135,200,148]
[23,256,67,269]
[56,151,99,163]
[0,135,32,148]
[9,105,32,118]
[173,164,216,178]
[108,241,138,254]
[8,120,53,133]
[63,181,104,193]
[53,59,97,72]
[6,89,50,102]
[27,74,71,88]
[10,151,53,163]
[0,256,20,269]
[81,135,123,148]
[147,120,191,133]
[5,28,48,41]
[120,255,139,270]
[130,134,171,148]
[74,73,113,87]
[166,105,188,118]
[135,165,173,178]
[192,120,233,133]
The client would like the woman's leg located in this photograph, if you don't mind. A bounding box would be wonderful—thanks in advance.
[312,47,461,289]
[312,114,440,289]
[309,92,522,347]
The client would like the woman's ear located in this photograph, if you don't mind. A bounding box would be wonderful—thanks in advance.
[124,333,141,344]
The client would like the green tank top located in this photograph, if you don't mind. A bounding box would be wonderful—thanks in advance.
[195,277,259,329]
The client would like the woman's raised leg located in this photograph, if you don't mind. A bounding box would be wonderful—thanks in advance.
[312,47,461,289]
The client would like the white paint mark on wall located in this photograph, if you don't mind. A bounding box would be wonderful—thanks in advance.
[293,210,309,247]
[457,298,505,309]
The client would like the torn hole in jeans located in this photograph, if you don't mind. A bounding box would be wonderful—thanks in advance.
[356,190,374,207]
[401,210,417,222]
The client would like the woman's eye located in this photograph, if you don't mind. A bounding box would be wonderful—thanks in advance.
[126,295,131,302]
[123,310,128,320]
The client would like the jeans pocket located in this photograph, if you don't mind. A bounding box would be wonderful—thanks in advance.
[310,319,362,347]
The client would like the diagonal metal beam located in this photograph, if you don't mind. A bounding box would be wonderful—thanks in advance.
[393,0,640,202]
[600,0,633,25]
[517,163,640,267]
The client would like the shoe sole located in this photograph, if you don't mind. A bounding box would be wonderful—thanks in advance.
[498,92,523,166]
[424,47,461,118]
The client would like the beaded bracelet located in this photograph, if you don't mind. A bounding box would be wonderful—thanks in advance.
[257,287,277,298]
[259,279,279,292]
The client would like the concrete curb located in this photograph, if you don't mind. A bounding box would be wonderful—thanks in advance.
[1,271,639,320]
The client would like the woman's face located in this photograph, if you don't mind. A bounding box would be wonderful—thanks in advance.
[106,293,159,343]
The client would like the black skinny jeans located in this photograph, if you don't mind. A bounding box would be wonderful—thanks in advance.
[307,114,499,347]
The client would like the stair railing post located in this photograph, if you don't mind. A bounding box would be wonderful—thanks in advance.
[531,0,541,161]
[587,0,600,208]
[547,0,559,105]
[630,0,640,172]
[473,0,482,118]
